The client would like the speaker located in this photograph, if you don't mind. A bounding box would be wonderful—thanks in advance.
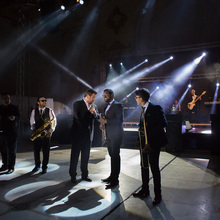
[165,114,183,153]
[210,114,220,155]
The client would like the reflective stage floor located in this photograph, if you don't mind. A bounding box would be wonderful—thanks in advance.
[0,145,220,220]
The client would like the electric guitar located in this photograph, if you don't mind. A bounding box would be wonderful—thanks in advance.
[188,91,206,110]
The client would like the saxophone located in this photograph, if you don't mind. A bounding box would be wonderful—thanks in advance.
[30,115,54,141]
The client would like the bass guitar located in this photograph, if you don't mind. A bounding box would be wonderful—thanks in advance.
[188,91,206,110]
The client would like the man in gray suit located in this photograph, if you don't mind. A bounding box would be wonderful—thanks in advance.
[100,89,124,189]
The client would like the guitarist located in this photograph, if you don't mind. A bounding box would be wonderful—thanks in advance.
[188,89,201,123]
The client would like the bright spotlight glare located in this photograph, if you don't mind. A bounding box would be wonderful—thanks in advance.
[136,87,139,90]
[61,5,65,10]
[79,0,84,4]
[109,64,112,67]
[217,83,220,87]
[145,59,148,62]
[170,56,173,60]
[188,84,191,88]
[120,62,123,66]
[202,52,206,57]
[156,86,159,89]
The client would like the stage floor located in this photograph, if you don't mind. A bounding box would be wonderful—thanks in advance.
[1,146,220,220]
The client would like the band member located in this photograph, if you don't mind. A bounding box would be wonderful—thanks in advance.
[100,89,124,189]
[69,89,99,183]
[133,88,168,205]
[30,96,56,174]
[0,93,20,174]
[171,100,181,114]
[187,89,201,123]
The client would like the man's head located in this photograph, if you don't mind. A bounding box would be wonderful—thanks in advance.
[135,88,150,106]
[1,93,11,106]
[37,96,47,109]
[84,89,97,104]
[103,89,114,103]
[191,89,195,95]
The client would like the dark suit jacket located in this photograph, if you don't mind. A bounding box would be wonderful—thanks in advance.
[142,102,168,148]
[71,100,98,142]
[105,100,124,140]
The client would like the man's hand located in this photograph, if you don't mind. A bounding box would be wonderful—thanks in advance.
[89,106,96,115]
[100,117,107,124]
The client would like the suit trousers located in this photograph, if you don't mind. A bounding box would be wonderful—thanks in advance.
[69,137,91,179]
[33,137,50,170]
[106,136,122,183]
[0,135,18,169]
[141,147,161,197]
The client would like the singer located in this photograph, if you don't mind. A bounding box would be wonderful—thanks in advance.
[69,89,99,184]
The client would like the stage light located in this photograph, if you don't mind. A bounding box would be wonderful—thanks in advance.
[109,64,112,67]
[136,87,139,90]
[188,84,191,88]
[170,56,173,60]
[38,8,41,12]
[156,86,159,89]
[145,59,148,62]
[61,5,65,10]
[217,83,219,87]
[79,0,84,5]
[120,62,123,65]
[202,52,206,57]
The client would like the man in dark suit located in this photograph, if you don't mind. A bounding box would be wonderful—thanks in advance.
[0,93,20,174]
[69,89,99,183]
[100,89,124,189]
[133,88,168,205]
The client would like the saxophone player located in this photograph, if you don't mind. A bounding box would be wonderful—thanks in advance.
[133,88,168,205]
[30,96,56,174]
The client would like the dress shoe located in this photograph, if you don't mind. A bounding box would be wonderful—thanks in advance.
[0,166,8,172]
[153,196,162,205]
[82,177,92,182]
[71,177,77,184]
[133,189,150,198]
[105,181,119,190]
[32,166,40,172]
[41,169,47,174]
[101,177,112,183]
[6,168,14,174]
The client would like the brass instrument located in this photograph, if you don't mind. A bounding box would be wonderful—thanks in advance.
[100,113,107,146]
[138,107,151,169]
[30,115,54,141]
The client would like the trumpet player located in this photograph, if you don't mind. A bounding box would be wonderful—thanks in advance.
[30,96,56,174]
[100,89,124,189]
[133,88,168,205]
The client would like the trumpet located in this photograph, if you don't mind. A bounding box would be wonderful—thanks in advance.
[100,113,107,145]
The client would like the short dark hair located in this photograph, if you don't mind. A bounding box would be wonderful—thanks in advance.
[135,88,150,102]
[104,89,114,96]
[37,96,45,102]
[1,93,10,98]
[84,89,97,97]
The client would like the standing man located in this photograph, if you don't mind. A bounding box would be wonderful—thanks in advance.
[100,89,124,189]
[133,88,168,205]
[187,89,202,123]
[0,93,20,174]
[69,89,99,183]
[30,96,56,174]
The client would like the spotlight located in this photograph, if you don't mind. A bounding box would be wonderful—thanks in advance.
[188,84,191,88]
[136,87,139,90]
[202,52,206,57]
[145,59,148,62]
[61,5,65,10]
[170,56,173,60]
[79,0,84,4]
[156,86,159,89]
[120,62,123,66]
[38,8,41,12]
[109,64,112,67]
[217,83,219,87]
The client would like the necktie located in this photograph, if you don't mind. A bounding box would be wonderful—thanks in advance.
[40,110,43,119]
